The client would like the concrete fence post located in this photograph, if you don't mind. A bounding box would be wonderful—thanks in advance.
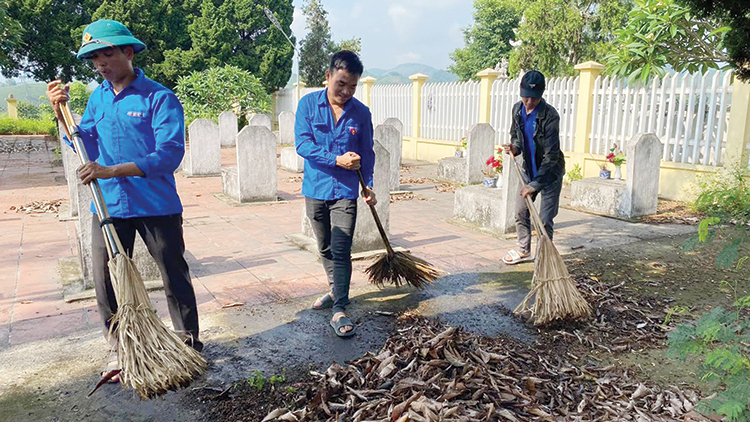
[409,73,429,139]
[6,95,18,119]
[476,68,501,125]
[294,81,306,105]
[725,79,750,165]
[572,61,605,161]
[360,76,377,108]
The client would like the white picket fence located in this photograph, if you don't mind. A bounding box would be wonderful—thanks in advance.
[490,76,578,150]
[420,81,480,141]
[590,71,733,166]
[370,83,412,136]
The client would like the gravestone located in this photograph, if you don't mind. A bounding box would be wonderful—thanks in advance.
[465,124,496,185]
[222,125,277,202]
[248,113,273,133]
[219,111,238,147]
[278,111,295,145]
[280,147,304,173]
[374,124,401,191]
[184,119,221,176]
[301,140,391,253]
[453,152,520,234]
[382,117,403,167]
[437,123,495,185]
[570,133,663,218]
[623,133,663,216]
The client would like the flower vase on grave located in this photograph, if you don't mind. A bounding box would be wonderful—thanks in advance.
[613,165,622,180]
[483,176,498,188]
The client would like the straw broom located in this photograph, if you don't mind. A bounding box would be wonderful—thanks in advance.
[356,170,441,288]
[57,101,206,398]
[507,152,592,325]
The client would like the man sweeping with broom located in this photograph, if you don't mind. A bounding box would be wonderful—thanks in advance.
[502,70,565,266]
[296,51,376,338]
[46,20,203,385]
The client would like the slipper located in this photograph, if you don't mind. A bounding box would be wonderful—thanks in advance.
[330,315,356,338]
[312,293,334,310]
[503,249,533,265]
[100,358,120,384]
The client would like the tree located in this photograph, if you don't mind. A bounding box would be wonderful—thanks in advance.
[0,1,23,73]
[93,0,295,92]
[3,0,99,81]
[605,0,729,84]
[508,0,632,77]
[175,65,271,126]
[678,0,750,81]
[449,0,525,81]
[2,0,295,93]
[334,38,362,55]
[299,0,334,86]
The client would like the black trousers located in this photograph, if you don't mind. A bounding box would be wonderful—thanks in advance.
[91,214,202,351]
[305,198,357,314]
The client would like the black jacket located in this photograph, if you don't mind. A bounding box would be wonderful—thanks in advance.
[509,99,565,191]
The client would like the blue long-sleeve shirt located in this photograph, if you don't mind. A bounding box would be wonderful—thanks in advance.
[73,68,185,218]
[295,89,375,200]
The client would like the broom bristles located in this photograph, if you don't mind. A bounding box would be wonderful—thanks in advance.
[108,254,207,398]
[365,251,442,289]
[513,235,592,326]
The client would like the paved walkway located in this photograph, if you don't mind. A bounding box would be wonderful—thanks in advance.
[0,141,698,349]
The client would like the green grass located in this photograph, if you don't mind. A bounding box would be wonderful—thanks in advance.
[0,116,56,136]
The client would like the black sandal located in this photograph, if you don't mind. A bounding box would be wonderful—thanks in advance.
[312,293,334,310]
[330,315,356,337]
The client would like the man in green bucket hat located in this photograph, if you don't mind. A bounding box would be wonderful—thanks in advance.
[46,19,203,381]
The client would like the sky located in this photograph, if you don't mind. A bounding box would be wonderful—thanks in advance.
[288,0,474,71]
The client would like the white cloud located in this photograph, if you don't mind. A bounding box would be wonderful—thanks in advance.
[396,52,423,63]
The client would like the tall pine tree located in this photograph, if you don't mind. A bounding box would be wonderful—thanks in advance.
[299,0,334,86]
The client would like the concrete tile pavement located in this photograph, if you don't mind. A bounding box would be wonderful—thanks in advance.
[0,142,697,353]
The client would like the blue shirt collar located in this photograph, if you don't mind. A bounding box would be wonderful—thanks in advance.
[101,68,146,93]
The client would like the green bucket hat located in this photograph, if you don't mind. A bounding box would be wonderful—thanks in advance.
[77,20,147,59]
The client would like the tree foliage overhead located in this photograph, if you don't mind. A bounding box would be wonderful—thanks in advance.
[606,0,729,84]
[0,1,23,72]
[299,0,334,86]
[2,0,295,93]
[448,0,524,81]
[509,0,632,77]
[678,0,750,81]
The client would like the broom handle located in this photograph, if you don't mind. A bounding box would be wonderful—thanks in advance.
[508,150,551,241]
[57,101,123,259]
[356,169,395,256]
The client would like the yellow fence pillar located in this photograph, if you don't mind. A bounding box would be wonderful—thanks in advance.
[294,81,306,104]
[572,61,605,156]
[725,78,750,165]
[6,95,18,119]
[476,68,500,124]
[409,73,429,139]
[360,76,377,108]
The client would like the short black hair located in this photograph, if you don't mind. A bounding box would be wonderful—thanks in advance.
[329,50,364,77]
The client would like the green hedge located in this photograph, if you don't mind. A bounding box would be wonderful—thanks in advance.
[0,116,57,136]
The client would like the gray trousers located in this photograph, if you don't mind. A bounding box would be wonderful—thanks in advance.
[91,214,202,352]
[515,178,563,254]
[305,198,357,314]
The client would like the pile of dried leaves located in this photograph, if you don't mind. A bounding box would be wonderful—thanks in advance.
[636,200,704,225]
[399,177,433,185]
[390,192,428,203]
[285,176,304,183]
[434,183,457,194]
[12,199,62,214]
[251,272,707,422]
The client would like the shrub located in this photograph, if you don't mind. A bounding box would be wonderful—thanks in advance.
[175,65,272,126]
[689,160,750,224]
[67,81,92,116]
[0,116,57,136]
[17,101,42,120]
[564,163,583,185]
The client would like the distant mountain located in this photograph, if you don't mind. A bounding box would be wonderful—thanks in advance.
[284,63,458,88]
[363,63,458,84]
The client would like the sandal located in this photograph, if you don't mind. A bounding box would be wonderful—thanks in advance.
[101,358,121,383]
[330,315,356,338]
[503,249,533,265]
[312,292,334,310]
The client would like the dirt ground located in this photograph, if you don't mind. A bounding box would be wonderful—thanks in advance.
[186,219,749,421]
